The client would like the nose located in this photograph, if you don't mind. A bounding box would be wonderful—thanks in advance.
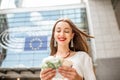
[59,31,64,36]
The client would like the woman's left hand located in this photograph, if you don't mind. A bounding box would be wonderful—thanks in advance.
[58,66,83,80]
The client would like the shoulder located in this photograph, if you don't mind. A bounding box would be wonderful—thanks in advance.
[75,51,92,61]
[76,51,90,58]
[68,51,92,62]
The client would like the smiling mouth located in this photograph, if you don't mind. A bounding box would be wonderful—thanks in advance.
[58,37,66,41]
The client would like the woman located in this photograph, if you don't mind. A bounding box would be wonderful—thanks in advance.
[40,18,96,80]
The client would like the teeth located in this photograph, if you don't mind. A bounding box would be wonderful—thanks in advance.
[59,38,65,40]
[58,37,66,41]
[58,39,65,41]
[60,39,64,40]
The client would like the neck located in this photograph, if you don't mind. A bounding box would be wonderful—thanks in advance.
[56,45,71,58]
[57,45,70,54]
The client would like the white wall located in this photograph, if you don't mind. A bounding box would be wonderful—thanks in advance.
[88,0,120,59]
[115,1,120,30]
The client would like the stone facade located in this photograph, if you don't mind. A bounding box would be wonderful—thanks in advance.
[88,0,120,59]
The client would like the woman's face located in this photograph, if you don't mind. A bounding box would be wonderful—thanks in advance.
[54,21,74,46]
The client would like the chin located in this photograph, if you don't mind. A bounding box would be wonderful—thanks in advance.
[58,43,67,46]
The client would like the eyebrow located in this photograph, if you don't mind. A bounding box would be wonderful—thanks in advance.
[65,27,70,29]
[64,28,71,31]
[56,27,70,30]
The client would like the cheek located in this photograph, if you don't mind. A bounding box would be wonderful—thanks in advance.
[71,33,74,39]
[66,35,73,42]
[54,32,58,39]
[68,34,74,39]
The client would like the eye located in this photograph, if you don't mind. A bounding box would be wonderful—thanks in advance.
[64,30,70,33]
[64,28,71,33]
[56,29,61,33]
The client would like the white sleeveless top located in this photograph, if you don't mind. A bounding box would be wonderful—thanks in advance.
[52,51,96,80]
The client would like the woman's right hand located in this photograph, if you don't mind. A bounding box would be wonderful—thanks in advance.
[40,68,56,80]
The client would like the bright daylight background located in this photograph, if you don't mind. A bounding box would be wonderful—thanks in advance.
[0,0,82,9]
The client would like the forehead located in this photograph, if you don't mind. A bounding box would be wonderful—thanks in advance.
[55,21,71,29]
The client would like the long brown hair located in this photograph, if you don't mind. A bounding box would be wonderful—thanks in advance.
[50,18,93,56]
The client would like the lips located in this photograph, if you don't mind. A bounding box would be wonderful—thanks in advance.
[58,37,66,41]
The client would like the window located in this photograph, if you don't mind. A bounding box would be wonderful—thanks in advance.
[0,5,88,68]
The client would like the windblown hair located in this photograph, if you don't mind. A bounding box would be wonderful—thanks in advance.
[50,18,93,56]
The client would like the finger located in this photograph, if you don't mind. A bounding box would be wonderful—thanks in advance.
[45,72,56,80]
[41,68,53,74]
[60,72,73,79]
[40,69,56,79]
[59,66,75,72]
[58,67,77,79]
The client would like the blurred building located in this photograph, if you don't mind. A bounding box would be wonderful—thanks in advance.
[0,0,120,80]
